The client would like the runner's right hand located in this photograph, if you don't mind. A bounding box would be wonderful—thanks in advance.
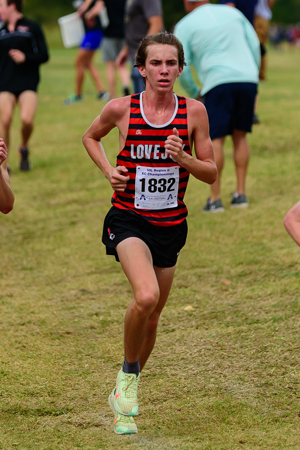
[109,166,130,192]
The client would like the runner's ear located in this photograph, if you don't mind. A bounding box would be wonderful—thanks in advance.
[137,65,146,79]
[177,66,183,78]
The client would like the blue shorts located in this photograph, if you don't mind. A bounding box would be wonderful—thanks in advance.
[80,30,103,50]
[203,82,257,140]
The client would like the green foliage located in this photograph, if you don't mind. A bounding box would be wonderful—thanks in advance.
[23,0,73,23]
[23,0,300,27]
[272,0,300,23]
[162,0,186,32]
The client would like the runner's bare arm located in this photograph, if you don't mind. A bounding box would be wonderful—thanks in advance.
[284,201,300,246]
[0,139,14,214]
[165,99,217,185]
[82,98,131,192]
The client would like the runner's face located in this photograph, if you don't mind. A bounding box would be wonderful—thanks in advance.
[139,44,183,93]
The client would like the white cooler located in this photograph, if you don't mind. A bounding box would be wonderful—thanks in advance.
[58,13,85,48]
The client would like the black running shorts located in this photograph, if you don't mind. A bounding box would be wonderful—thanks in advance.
[102,206,188,268]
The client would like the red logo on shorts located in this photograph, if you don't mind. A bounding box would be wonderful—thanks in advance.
[108,227,115,240]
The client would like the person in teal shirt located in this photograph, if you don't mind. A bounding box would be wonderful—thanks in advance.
[174,0,260,212]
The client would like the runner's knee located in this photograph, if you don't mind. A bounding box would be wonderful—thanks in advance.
[20,115,34,128]
[134,288,160,317]
[1,114,13,130]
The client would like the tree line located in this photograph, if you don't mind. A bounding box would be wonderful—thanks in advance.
[23,0,300,30]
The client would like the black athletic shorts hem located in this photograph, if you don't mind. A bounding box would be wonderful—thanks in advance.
[102,206,188,268]
[0,87,38,98]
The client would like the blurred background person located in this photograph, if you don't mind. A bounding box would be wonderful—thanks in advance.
[253,0,277,124]
[116,0,164,94]
[269,22,285,48]
[175,0,260,212]
[220,0,263,124]
[64,0,109,104]
[0,0,49,172]
[101,0,130,99]
[284,202,300,247]
[0,138,14,213]
[254,0,277,81]
[220,0,258,26]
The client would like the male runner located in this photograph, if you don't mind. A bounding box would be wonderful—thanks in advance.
[82,32,217,434]
[0,0,49,171]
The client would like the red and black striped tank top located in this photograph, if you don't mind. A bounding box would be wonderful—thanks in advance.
[112,93,191,227]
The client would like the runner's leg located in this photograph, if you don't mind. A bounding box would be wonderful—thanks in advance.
[210,136,226,202]
[18,91,38,148]
[117,63,131,96]
[139,264,176,371]
[116,237,161,364]
[75,48,90,96]
[105,60,117,99]
[232,130,250,195]
[0,92,16,151]
[84,50,106,93]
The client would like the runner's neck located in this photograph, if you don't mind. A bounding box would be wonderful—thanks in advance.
[8,13,23,33]
[141,91,177,126]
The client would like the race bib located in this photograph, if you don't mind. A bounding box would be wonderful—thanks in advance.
[134,166,179,210]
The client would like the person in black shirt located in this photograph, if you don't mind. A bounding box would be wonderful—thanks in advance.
[0,0,49,171]
[101,0,130,99]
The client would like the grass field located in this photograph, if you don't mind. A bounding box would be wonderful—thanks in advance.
[1,28,300,449]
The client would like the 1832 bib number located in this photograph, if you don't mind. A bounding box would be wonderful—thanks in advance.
[135,166,179,210]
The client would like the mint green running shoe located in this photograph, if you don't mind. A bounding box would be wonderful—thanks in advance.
[63,93,83,105]
[108,389,138,435]
[114,369,140,416]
